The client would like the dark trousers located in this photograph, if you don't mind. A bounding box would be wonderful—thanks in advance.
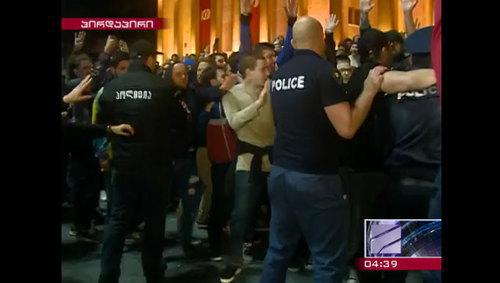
[337,171,388,283]
[207,162,231,254]
[383,170,439,283]
[172,157,204,246]
[66,154,100,231]
[98,167,172,283]
[422,167,442,283]
[227,170,268,265]
[260,166,350,283]
[428,167,441,219]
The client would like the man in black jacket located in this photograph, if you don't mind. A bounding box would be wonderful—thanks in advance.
[96,39,186,283]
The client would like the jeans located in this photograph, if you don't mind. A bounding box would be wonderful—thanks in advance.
[428,167,441,219]
[227,170,268,265]
[260,166,350,283]
[196,147,213,224]
[98,167,172,283]
[172,156,204,246]
[422,167,442,283]
[384,170,439,283]
[66,154,100,231]
[207,162,231,254]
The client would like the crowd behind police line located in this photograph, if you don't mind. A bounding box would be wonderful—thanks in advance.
[61,1,441,283]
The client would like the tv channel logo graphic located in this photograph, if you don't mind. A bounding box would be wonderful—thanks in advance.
[365,219,441,258]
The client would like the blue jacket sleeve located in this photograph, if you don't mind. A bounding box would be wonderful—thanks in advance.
[198,86,222,103]
[277,23,294,67]
[237,13,253,72]
[277,16,297,67]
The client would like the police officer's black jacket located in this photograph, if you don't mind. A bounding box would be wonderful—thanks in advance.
[380,67,441,181]
[97,60,187,171]
[168,85,199,159]
[345,61,387,172]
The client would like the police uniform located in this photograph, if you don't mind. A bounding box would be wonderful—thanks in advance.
[383,26,442,219]
[96,40,186,283]
[260,49,350,283]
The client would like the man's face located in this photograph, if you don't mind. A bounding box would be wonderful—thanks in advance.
[350,44,359,55]
[74,59,93,79]
[215,68,227,86]
[337,60,353,84]
[171,55,179,63]
[246,59,269,87]
[262,49,277,74]
[345,40,353,51]
[197,61,210,83]
[114,60,129,77]
[380,46,394,67]
[172,63,188,89]
[390,42,404,57]
[215,55,226,69]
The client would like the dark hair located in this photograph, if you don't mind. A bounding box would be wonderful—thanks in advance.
[195,57,215,72]
[253,42,275,57]
[358,29,389,64]
[110,51,130,68]
[212,52,228,61]
[335,49,348,57]
[339,38,353,50]
[386,30,405,44]
[239,55,264,79]
[228,51,240,74]
[336,55,350,63]
[200,65,218,87]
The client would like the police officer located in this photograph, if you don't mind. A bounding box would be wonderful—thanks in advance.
[260,16,386,283]
[380,26,441,283]
[96,39,186,283]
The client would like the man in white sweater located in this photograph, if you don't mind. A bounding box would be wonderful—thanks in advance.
[219,54,275,282]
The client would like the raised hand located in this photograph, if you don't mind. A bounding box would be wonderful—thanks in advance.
[104,35,119,55]
[401,0,418,14]
[74,31,86,51]
[325,14,340,33]
[285,0,298,18]
[360,0,375,14]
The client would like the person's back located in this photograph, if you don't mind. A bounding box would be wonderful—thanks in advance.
[382,84,441,172]
[98,60,183,170]
[345,61,387,171]
[383,27,441,176]
[272,50,347,174]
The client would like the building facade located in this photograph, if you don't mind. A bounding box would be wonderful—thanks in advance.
[156,0,435,62]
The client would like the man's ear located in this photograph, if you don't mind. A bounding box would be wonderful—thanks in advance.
[291,38,297,49]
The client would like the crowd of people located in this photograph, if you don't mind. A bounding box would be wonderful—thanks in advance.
[61,0,441,283]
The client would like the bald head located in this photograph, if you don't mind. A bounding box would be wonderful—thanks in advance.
[292,16,325,56]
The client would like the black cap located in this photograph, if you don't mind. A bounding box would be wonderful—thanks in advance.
[404,26,433,55]
[129,39,163,59]
[358,29,388,61]
[385,30,405,44]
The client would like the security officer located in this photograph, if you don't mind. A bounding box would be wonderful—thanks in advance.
[380,26,441,283]
[96,39,186,283]
[260,16,386,283]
